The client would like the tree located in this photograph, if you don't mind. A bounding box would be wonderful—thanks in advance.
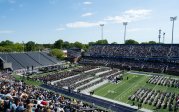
[43,44,53,48]
[83,44,89,51]
[50,49,64,59]
[0,46,12,52]
[54,39,63,49]
[125,39,139,44]
[0,40,13,46]
[111,42,118,44]
[148,41,157,44]
[36,44,45,51]
[96,39,108,44]
[141,41,157,44]
[88,42,96,46]
[13,43,24,52]
[141,42,148,44]
[26,41,36,51]
[73,41,84,49]
[63,41,71,49]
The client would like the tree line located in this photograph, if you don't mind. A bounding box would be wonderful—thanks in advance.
[0,39,158,52]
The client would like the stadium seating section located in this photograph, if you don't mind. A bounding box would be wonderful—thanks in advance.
[0,52,59,70]
[80,44,179,76]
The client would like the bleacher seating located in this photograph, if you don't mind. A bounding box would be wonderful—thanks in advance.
[0,54,23,70]
[10,53,41,67]
[40,52,59,63]
[0,52,60,70]
[80,44,179,76]
[26,52,55,65]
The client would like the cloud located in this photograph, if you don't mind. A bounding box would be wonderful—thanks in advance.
[105,9,152,23]
[66,21,106,28]
[83,1,92,5]
[56,28,65,31]
[0,30,15,34]
[81,12,93,17]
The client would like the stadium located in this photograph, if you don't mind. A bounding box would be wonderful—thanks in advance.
[0,44,179,112]
[0,0,179,112]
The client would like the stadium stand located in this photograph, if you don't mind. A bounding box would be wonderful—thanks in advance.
[26,52,55,65]
[10,53,41,67]
[80,44,179,76]
[40,52,59,63]
[0,54,23,70]
[0,75,109,112]
[0,52,60,71]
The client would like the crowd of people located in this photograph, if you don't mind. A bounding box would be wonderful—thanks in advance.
[77,79,104,91]
[0,73,106,112]
[80,57,179,75]
[81,44,179,76]
[86,44,179,58]
[107,72,122,81]
[147,76,179,88]
[33,66,98,83]
[97,69,118,78]
[128,88,179,111]
[55,67,120,91]
[55,73,92,88]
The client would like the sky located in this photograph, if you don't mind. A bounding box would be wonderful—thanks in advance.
[0,0,179,44]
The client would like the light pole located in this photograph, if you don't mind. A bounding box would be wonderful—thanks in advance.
[22,41,25,52]
[163,32,165,44]
[123,22,128,44]
[100,24,104,40]
[158,29,161,43]
[170,16,177,44]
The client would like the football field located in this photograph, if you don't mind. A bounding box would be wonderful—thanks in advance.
[94,73,179,112]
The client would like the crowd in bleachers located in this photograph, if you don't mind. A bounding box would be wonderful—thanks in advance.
[98,69,118,78]
[80,58,167,73]
[128,88,179,111]
[80,44,179,76]
[32,66,120,91]
[55,67,116,90]
[0,75,106,112]
[55,73,92,87]
[86,44,179,58]
[77,79,104,91]
[34,66,98,82]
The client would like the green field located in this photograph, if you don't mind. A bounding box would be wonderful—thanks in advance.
[94,73,179,112]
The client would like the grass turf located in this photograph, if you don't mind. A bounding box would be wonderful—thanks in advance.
[13,75,42,86]
[94,73,179,112]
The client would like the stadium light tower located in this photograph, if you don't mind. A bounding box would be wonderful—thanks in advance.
[158,29,161,43]
[100,24,104,40]
[170,16,177,44]
[163,32,165,44]
[123,22,128,44]
[22,41,25,52]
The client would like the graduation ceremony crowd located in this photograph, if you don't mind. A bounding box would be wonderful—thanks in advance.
[0,73,106,112]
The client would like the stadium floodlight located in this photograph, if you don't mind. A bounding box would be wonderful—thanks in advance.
[170,16,177,44]
[163,32,165,44]
[100,24,104,40]
[22,41,25,52]
[158,29,161,43]
[123,22,128,44]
